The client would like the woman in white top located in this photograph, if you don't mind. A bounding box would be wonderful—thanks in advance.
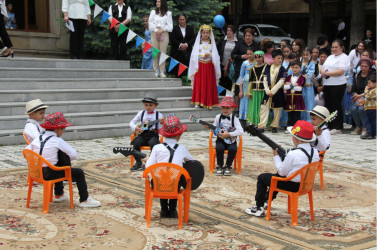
[348,41,366,69]
[62,0,91,59]
[321,39,351,134]
[149,0,173,77]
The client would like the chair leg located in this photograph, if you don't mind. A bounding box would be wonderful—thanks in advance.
[290,194,298,226]
[68,180,74,209]
[308,191,315,221]
[146,194,154,228]
[43,183,52,214]
[266,190,274,221]
[178,195,183,229]
[183,192,191,223]
[233,157,237,170]
[237,150,242,174]
[145,189,150,221]
[209,150,215,174]
[26,180,33,208]
[50,184,54,202]
[319,164,324,190]
[130,155,134,168]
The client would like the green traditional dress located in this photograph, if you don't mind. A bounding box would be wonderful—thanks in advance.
[247,63,267,124]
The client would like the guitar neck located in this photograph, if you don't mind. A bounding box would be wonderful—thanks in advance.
[198,120,217,131]
[146,119,159,128]
[256,133,287,159]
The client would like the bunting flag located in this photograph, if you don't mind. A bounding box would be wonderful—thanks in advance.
[126,29,137,43]
[143,42,153,54]
[178,64,188,77]
[135,36,144,49]
[168,58,179,72]
[217,85,225,95]
[88,0,95,7]
[94,4,103,18]
[101,11,111,24]
[110,18,119,30]
[118,24,127,37]
[153,47,160,60]
[158,51,169,64]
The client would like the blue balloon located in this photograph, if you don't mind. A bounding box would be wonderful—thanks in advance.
[213,15,225,29]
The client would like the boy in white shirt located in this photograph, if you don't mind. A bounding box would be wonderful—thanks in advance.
[309,106,331,152]
[23,99,48,143]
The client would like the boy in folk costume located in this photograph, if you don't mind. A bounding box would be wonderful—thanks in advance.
[188,24,221,109]
[308,106,331,151]
[24,99,48,143]
[258,50,286,133]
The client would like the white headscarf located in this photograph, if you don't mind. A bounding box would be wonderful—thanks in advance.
[188,25,221,82]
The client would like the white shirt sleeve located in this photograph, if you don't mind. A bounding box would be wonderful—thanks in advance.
[145,146,158,168]
[315,130,331,152]
[130,111,142,132]
[85,0,91,15]
[57,138,77,161]
[273,152,294,177]
[148,10,157,32]
[293,86,303,91]
[24,123,41,143]
[229,117,244,137]
[182,147,194,162]
[108,5,113,17]
[165,11,173,32]
[62,0,69,12]
[126,6,132,20]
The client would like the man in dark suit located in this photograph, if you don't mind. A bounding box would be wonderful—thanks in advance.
[170,14,195,78]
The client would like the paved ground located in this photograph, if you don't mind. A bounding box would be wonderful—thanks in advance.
[1,124,376,171]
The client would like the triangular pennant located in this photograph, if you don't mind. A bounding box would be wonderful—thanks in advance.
[110,18,119,30]
[143,42,153,54]
[178,63,188,77]
[158,51,168,64]
[88,0,95,7]
[136,36,144,49]
[118,23,127,37]
[153,47,161,60]
[94,4,103,18]
[101,11,111,24]
[126,29,137,43]
[168,58,179,72]
[217,85,225,95]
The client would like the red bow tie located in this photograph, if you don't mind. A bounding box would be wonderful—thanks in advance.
[147,111,155,114]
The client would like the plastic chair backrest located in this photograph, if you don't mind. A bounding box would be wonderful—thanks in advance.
[298,161,320,194]
[23,131,31,145]
[143,163,191,196]
[23,149,46,183]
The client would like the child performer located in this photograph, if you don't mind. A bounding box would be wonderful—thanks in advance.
[247,50,267,125]
[258,50,286,133]
[26,112,101,207]
[245,120,319,217]
[210,97,244,176]
[360,72,376,139]
[24,99,48,143]
[313,49,329,106]
[300,48,316,121]
[308,106,331,151]
[145,115,194,218]
[284,60,306,126]
[282,45,292,70]
[189,24,221,109]
[237,49,256,125]
[141,15,153,69]
[129,93,164,171]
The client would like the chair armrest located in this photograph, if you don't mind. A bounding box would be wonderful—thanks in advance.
[45,161,71,171]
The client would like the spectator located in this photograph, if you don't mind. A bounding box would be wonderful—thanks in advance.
[170,13,195,78]
[0,0,13,57]
[292,39,305,59]
[262,41,274,65]
[280,39,291,49]
[348,41,366,69]
[141,15,153,69]
[6,2,16,29]
[316,35,331,54]
[363,29,376,51]
[337,17,347,48]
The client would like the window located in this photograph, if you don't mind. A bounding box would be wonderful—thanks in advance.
[6,0,50,32]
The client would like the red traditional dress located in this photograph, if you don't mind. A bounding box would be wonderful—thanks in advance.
[284,74,306,111]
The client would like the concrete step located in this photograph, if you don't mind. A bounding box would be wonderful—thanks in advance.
[0,78,182,90]
[0,117,215,145]
[0,57,130,69]
[0,107,219,130]
[0,67,154,78]
[0,97,195,116]
[0,86,192,102]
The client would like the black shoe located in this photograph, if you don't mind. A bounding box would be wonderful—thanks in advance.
[169,209,178,218]
[271,128,278,133]
[131,162,143,172]
[160,209,169,218]
[223,166,232,176]
[216,165,223,176]
[360,133,373,139]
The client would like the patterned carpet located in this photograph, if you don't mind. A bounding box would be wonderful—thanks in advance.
[0,147,375,249]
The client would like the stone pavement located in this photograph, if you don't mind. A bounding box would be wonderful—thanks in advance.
[1,125,376,171]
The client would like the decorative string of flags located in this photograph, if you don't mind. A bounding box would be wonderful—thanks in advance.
[87,0,188,76]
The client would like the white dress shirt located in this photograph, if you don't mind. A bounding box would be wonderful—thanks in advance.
[148,10,173,32]
[348,49,360,69]
[24,118,45,143]
[26,131,77,167]
[146,138,194,168]
[311,125,331,152]
[273,143,319,182]
[108,3,132,20]
[62,0,91,20]
[213,113,244,138]
[129,110,163,132]
[322,53,350,86]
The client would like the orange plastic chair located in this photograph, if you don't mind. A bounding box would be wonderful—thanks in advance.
[130,132,163,167]
[318,151,326,190]
[142,163,192,229]
[209,131,242,174]
[23,149,74,214]
[266,161,320,226]
[23,130,31,145]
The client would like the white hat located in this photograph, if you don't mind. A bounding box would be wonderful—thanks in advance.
[308,106,330,120]
[25,99,48,115]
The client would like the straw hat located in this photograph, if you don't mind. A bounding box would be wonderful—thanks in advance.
[25,99,48,115]
[308,106,330,120]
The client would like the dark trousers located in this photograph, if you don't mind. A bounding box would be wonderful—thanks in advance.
[216,139,237,167]
[324,84,346,130]
[255,173,300,208]
[42,151,88,202]
[131,132,160,164]
[70,19,87,59]
[0,14,12,47]
[288,111,301,126]
[110,29,128,60]
[365,109,376,136]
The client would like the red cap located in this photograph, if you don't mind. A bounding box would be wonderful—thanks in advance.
[40,112,72,129]
[287,120,316,142]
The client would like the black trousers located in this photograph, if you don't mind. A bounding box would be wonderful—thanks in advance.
[70,19,87,59]
[42,150,88,202]
[216,139,238,167]
[110,29,128,60]
[131,131,160,164]
[255,173,300,208]
[324,84,346,130]
[287,111,301,126]
[0,14,12,47]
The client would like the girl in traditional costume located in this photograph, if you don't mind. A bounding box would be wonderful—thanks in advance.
[300,48,316,121]
[189,24,221,109]
[247,51,268,125]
